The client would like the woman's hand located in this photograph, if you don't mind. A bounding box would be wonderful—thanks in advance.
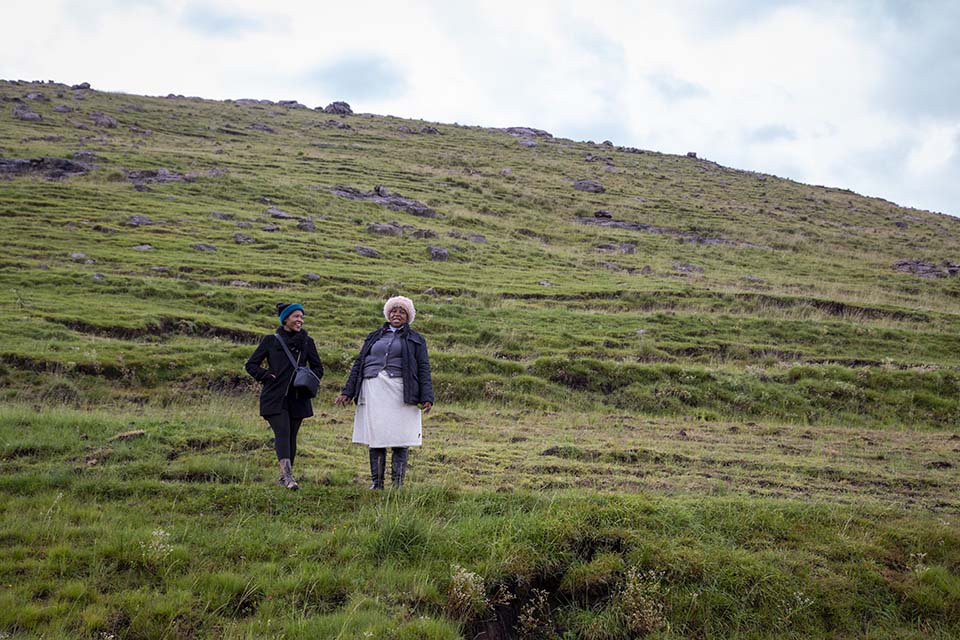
[334,394,350,406]
[421,401,432,414]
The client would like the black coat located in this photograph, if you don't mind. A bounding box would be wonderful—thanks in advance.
[245,329,323,418]
[341,323,434,405]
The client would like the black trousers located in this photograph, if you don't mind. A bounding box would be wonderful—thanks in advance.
[266,411,303,462]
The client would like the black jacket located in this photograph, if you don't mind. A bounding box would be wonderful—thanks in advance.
[341,323,434,405]
[245,329,323,418]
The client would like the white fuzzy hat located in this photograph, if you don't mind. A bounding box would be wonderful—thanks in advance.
[383,295,416,324]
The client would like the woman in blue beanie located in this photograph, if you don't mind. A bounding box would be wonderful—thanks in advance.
[245,302,323,489]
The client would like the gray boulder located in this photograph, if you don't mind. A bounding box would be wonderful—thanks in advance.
[355,246,380,258]
[323,101,353,115]
[12,104,41,121]
[90,112,118,128]
[573,179,605,193]
[429,246,449,261]
[192,244,217,252]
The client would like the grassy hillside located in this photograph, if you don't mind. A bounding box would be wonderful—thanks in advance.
[1,79,958,638]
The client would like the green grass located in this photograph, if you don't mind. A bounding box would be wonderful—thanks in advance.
[1,79,959,637]
[1,403,958,638]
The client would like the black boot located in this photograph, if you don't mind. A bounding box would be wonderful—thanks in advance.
[279,458,298,490]
[369,448,386,490]
[391,447,409,488]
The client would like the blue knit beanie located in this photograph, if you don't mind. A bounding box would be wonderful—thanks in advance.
[278,303,305,324]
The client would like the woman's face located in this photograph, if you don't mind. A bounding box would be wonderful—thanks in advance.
[388,305,408,327]
[283,310,304,332]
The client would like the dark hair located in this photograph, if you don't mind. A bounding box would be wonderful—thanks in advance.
[276,303,290,315]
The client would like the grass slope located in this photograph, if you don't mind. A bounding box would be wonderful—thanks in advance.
[0,79,958,638]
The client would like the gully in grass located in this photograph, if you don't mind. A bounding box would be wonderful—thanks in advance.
[336,296,434,489]
[245,302,323,490]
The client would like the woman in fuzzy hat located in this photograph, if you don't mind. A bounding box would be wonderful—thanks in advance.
[245,302,323,490]
[336,296,434,489]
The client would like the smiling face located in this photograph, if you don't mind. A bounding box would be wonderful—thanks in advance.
[283,309,304,332]
[388,305,408,327]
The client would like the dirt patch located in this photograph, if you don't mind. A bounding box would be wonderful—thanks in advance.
[57,317,259,343]
[0,156,92,180]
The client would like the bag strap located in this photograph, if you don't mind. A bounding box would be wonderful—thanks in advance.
[274,333,303,368]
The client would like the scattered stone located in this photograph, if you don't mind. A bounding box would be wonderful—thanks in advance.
[22,91,45,101]
[233,233,256,244]
[39,263,49,270]
[304,273,321,282]
[90,112,118,128]
[297,219,316,231]
[595,243,635,254]
[53,104,74,113]
[742,275,763,283]
[429,246,449,261]
[71,82,91,90]
[323,101,353,115]
[424,287,438,296]
[585,153,614,164]
[466,234,487,243]
[421,126,440,134]
[355,246,380,258]
[412,229,437,239]
[893,220,908,229]
[331,185,438,218]
[686,151,698,159]
[368,222,403,236]
[85,259,96,265]
[191,243,217,252]
[278,100,308,109]
[118,104,144,113]
[577,217,764,248]
[672,261,704,273]
[132,244,153,251]
[229,280,251,287]
[602,140,613,146]
[123,168,187,185]
[500,168,513,177]
[926,460,954,469]
[640,265,653,275]
[0,157,91,179]
[573,179,605,193]
[12,104,41,121]
[517,139,537,147]
[151,266,169,273]
[504,126,552,138]
[128,125,153,136]
[601,262,624,271]
[538,280,553,286]
[248,122,275,133]
[126,215,155,226]
[235,98,272,106]
[267,206,295,219]
[894,260,959,278]
[211,211,234,220]
[92,273,105,282]
[235,221,252,229]
[594,209,613,219]
[262,223,280,232]
[70,252,87,260]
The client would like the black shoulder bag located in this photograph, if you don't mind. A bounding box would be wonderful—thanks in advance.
[274,334,321,398]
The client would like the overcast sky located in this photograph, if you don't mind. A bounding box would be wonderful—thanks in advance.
[3,0,958,217]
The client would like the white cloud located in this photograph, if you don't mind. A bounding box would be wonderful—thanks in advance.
[1,0,957,215]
